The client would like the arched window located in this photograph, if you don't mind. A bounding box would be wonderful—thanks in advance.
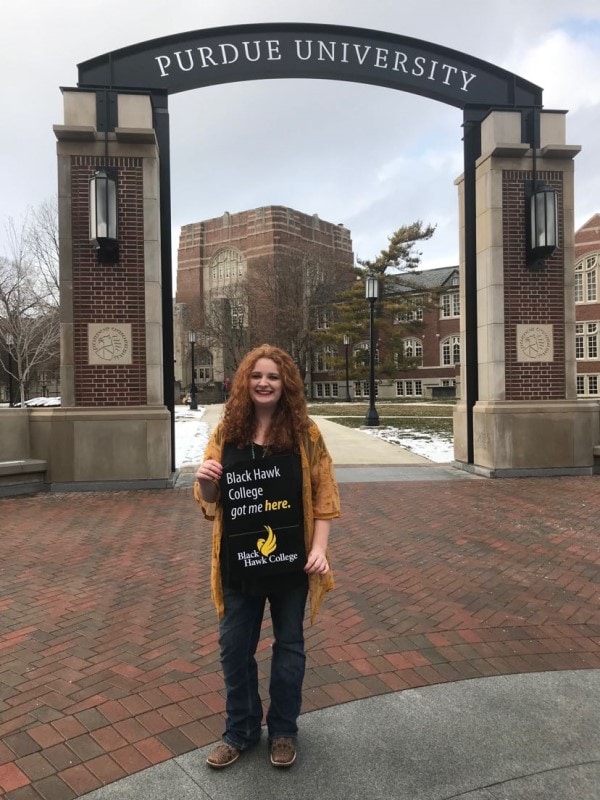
[209,248,246,286]
[403,337,423,364]
[354,341,379,367]
[195,349,213,383]
[575,254,598,303]
[441,336,460,366]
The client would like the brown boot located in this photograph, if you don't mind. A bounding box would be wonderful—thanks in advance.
[206,741,240,769]
[270,737,297,767]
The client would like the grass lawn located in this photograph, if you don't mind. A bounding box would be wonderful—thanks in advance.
[307,402,455,439]
[307,402,455,419]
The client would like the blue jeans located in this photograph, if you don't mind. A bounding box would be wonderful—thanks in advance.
[219,582,308,750]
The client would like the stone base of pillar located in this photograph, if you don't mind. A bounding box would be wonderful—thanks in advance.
[29,407,173,489]
[454,400,599,477]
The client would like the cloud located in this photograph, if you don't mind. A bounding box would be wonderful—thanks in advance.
[1,0,599,275]
[510,29,600,111]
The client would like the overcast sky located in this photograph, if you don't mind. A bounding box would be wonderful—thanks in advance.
[2,0,600,285]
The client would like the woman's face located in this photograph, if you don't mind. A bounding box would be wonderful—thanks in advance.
[249,357,283,412]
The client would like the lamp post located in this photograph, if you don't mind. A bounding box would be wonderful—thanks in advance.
[40,370,47,398]
[343,334,351,402]
[364,275,380,427]
[236,308,245,354]
[188,330,198,410]
[5,332,14,407]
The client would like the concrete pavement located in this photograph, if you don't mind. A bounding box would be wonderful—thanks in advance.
[79,671,600,800]
[176,405,468,488]
[0,408,599,800]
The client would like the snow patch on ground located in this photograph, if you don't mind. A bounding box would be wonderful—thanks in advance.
[173,405,454,467]
[362,425,454,463]
[174,405,210,468]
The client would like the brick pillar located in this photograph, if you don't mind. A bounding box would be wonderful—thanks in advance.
[454,110,599,476]
[30,91,171,488]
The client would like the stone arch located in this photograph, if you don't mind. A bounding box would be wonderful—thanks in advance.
[44,23,598,487]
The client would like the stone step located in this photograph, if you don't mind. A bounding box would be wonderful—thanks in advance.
[0,459,47,496]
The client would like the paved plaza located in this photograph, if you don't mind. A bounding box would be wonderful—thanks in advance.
[0,416,599,799]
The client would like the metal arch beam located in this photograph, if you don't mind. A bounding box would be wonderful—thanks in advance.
[77,22,542,110]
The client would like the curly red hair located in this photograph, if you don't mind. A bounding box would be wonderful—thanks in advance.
[221,344,309,451]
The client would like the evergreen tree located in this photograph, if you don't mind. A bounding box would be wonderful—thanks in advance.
[315,221,436,379]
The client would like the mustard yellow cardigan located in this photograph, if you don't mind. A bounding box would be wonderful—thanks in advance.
[194,420,340,622]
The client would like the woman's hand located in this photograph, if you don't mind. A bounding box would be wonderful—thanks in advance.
[195,459,223,502]
[305,519,331,575]
[304,545,329,575]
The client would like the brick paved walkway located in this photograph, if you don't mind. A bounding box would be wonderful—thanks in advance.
[0,477,599,799]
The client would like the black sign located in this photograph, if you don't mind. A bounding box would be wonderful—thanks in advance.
[77,23,542,111]
[220,453,306,579]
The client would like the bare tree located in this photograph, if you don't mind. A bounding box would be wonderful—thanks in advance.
[25,197,60,302]
[194,277,251,375]
[0,206,60,406]
[248,247,353,378]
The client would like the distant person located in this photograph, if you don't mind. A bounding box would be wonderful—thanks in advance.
[223,375,231,401]
[194,344,339,769]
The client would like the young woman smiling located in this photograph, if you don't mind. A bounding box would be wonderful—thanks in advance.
[195,344,340,770]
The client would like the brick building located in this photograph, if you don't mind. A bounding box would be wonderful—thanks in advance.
[574,214,600,398]
[174,206,353,400]
[363,212,600,402]
[174,209,600,403]
[311,266,462,401]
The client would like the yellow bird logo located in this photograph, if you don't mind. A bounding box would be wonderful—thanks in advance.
[257,525,277,556]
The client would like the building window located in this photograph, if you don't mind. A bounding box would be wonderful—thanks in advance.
[314,382,339,398]
[315,346,335,372]
[395,296,424,323]
[575,323,599,360]
[396,380,423,396]
[354,341,379,367]
[441,292,460,318]
[196,349,213,383]
[231,304,245,328]
[316,309,333,330]
[354,381,377,398]
[209,248,246,286]
[577,374,599,396]
[575,254,598,303]
[441,336,461,366]
[403,338,423,364]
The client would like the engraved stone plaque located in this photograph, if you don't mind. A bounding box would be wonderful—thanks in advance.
[516,324,553,363]
[88,323,132,365]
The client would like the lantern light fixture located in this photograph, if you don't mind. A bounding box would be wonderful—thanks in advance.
[526,182,558,268]
[89,168,119,263]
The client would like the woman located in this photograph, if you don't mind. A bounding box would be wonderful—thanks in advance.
[194,344,340,769]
